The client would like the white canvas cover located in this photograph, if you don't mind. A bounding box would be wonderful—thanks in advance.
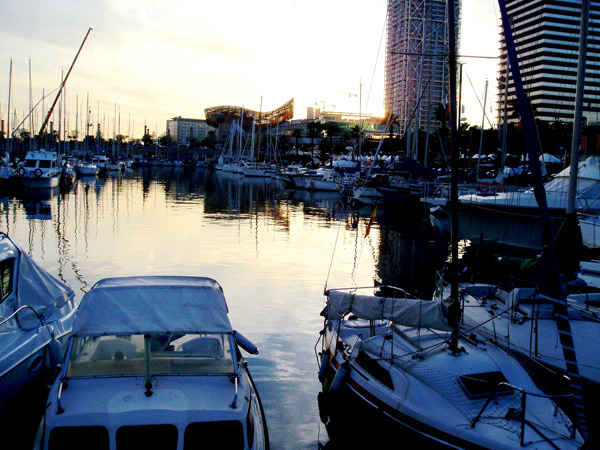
[327,290,453,332]
[4,235,74,320]
[545,156,600,198]
[72,276,233,336]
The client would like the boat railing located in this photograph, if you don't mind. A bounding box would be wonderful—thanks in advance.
[466,377,577,444]
[0,304,46,330]
[420,180,525,201]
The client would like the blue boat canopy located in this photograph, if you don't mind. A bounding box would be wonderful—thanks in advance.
[0,234,74,321]
[72,276,233,336]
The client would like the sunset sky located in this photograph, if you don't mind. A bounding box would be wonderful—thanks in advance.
[0,0,501,139]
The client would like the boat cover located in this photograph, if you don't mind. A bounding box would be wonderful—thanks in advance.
[545,156,600,198]
[3,234,74,320]
[72,276,233,336]
[327,290,453,332]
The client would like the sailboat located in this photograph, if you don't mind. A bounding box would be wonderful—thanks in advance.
[316,2,584,449]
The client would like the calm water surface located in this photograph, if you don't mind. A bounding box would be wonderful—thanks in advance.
[1,167,449,450]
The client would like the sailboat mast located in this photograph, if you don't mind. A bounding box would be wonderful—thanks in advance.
[476,79,488,182]
[38,27,92,138]
[447,0,460,335]
[566,0,590,215]
[6,58,12,155]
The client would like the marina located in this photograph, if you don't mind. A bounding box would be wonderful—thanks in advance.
[2,1,600,449]
[0,166,448,449]
[1,157,599,449]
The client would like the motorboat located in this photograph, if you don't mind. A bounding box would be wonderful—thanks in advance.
[16,149,61,189]
[75,161,99,176]
[34,276,269,450]
[457,157,600,216]
[0,232,76,418]
[305,169,340,192]
[317,287,583,450]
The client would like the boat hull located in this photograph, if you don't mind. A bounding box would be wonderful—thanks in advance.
[19,174,60,189]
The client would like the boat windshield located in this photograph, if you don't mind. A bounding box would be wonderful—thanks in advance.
[66,333,234,377]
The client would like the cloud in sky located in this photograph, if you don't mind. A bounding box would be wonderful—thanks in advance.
[1,0,499,139]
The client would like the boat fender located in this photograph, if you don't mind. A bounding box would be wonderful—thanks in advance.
[328,361,350,393]
[318,349,331,382]
[233,330,258,354]
[34,168,43,177]
[18,168,25,176]
[48,337,63,369]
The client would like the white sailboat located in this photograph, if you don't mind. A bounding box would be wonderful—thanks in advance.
[318,288,583,449]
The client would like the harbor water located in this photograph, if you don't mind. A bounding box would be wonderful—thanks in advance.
[2,167,450,449]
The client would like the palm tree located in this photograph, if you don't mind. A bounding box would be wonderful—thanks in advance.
[306,122,322,162]
[292,128,302,155]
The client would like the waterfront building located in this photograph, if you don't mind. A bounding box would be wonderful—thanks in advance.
[384,0,459,140]
[166,117,217,146]
[498,0,600,126]
[204,98,294,143]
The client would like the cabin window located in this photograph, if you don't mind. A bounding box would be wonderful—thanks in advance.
[66,333,234,377]
[39,160,52,169]
[184,421,244,450]
[0,258,14,303]
[24,160,37,168]
[49,425,109,450]
[355,350,394,390]
[116,424,177,450]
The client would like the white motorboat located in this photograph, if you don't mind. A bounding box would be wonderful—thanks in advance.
[0,232,76,418]
[458,157,600,216]
[34,276,269,450]
[16,150,61,189]
[318,287,583,450]
[305,169,340,192]
[75,161,99,176]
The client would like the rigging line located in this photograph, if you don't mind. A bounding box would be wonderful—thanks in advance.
[366,9,388,109]
[354,300,522,362]
[464,70,494,128]
[324,215,345,294]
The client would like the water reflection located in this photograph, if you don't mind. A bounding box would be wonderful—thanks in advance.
[1,167,451,450]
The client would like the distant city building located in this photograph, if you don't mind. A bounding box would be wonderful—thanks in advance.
[385,0,459,137]
[499,0,600,125]
[166,117,216,146]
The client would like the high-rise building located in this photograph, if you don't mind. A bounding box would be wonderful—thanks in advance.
[385,0,460,142]
[499,0,600,125]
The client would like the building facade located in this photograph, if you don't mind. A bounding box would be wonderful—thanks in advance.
[385,0,459,139]
[166,117,216,146]
[499,0,600,125]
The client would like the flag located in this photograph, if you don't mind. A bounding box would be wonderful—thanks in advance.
[364,204,377,237]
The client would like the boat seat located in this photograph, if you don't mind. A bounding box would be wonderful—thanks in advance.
[177,337,224,358]
[92,338,139,361]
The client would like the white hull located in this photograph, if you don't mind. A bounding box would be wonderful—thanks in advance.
[19,174,61,189]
